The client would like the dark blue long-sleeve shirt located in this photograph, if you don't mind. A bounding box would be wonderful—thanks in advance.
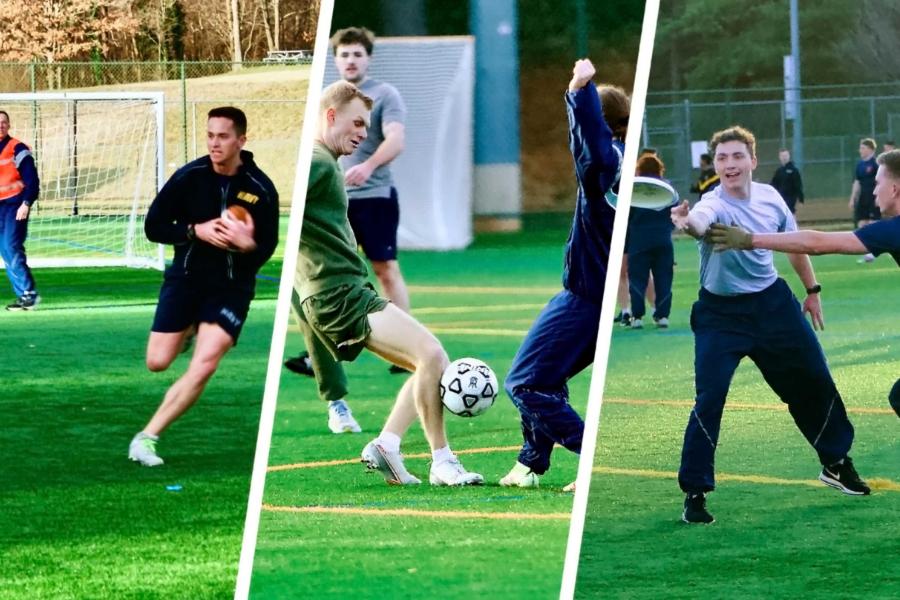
[561,84,624,304]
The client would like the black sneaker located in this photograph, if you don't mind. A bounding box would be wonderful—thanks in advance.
[682,492,715,524]
[6,293,40,311]
[284,351,315,377]
[620,311,632,327]
[819,457,871,495]
[614,310,624,323]
[389,364,409,375]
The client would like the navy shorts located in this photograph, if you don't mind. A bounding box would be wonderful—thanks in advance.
[151,276,254,343]
[854,199,881,222]
[348,187,399,262]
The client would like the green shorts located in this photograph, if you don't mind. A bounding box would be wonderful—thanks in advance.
[300,282,389,362]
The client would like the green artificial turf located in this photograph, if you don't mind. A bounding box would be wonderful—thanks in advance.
[0,221,288,600]
[575,237,900,599]
[249,215,586,599]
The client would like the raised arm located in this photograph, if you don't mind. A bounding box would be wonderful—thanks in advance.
[709,225,868,255]
[565,59,621,200]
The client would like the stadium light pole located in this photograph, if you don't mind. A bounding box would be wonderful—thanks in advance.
[470,0,522,232]
[790,0,804,169]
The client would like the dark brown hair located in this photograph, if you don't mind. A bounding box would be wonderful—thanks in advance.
[330,27,375,55]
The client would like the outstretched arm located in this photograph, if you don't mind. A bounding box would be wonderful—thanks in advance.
[671,200,712,239]
[565,59,621,199]
[709,224,868,255]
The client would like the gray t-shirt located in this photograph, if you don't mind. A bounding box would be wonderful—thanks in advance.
[339,78,406,199]
[691,181,797,296]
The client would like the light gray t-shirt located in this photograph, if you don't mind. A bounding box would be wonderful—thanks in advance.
[692,181,797,296]
[339,78,406,200]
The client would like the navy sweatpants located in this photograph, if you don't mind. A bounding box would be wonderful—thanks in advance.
[627,242,674,320]
[505,289,599,474]
[679,278,855,493]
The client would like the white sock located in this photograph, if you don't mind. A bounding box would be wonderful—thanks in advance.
[432,445,454,464]
[377,431,402,453]
[327,399,346,408]
[138,431,159,441]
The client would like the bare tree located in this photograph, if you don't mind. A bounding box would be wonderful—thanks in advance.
[230,0,242,63]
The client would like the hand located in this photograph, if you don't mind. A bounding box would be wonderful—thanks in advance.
[344,162,375,187]
[568,59,596,91]
[221,217,257,253]
[194,218,231,249]
[15,203,30,221]
[670,199,690,229]
[708,223,753,251]
[803,293,825,331]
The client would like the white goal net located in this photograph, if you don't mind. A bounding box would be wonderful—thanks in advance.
[324,36,474,250]
[0,92,164,269]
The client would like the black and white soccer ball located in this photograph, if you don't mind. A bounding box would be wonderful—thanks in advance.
[439,357,499,418]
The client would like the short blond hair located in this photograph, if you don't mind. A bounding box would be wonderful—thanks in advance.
[709,125,757,158]
[877,149,900,180]
[319,80,373,113]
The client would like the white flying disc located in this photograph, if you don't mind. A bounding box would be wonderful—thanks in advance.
[631,176,679,210]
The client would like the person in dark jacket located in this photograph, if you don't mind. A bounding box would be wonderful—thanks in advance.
[690,153,719,200]
[770,148,804,214]
[128,106,279,467]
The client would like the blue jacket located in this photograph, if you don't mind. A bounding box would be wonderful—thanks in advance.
[561,84,623,305]
[145,150,279,289]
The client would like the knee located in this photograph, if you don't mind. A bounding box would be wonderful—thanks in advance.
[146,355,172,373]
[418,340,448,375]
[187,357,220,384]
[372,260,400,282]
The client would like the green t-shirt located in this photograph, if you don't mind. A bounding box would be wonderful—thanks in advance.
[295,142,369,300]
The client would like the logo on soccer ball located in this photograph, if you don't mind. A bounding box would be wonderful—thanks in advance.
[439,357,499,418]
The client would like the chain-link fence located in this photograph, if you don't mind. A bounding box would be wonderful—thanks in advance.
[643,83,900,219]
[0,61,312,212]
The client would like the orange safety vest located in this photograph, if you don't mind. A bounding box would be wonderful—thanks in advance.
[0,136,27,201]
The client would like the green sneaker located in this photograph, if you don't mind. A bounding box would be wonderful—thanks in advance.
[129,433,164,467]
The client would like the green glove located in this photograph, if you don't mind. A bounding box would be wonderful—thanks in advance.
[708,223,753,250]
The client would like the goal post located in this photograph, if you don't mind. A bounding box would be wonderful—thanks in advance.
[0,91,165,270]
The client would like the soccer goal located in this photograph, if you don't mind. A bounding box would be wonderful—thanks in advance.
[0,92,165,269]
[324,37,474,250]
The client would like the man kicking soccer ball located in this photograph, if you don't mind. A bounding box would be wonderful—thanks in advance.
[128,107,279,466]
[500,58,627,490]
[709,148,900,419]
[295,80,481,486]
[670,125,869,524]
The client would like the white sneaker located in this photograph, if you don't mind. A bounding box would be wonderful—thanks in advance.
[128,433,164,467]
[857,253,875,264]
[328,399,362,434]
[631,318,643,330]
[655,317,669,329]
[499,462,539,488]
[562,481,576,493]
[430,456,484,486]
[360,441,421,485]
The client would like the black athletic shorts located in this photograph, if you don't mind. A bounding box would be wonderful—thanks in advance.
[854,198,881,223]
[347,187,400,262]
[151,275,254,343]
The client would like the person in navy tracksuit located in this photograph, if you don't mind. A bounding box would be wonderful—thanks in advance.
[500,59,628,489]
[0,110,40,311]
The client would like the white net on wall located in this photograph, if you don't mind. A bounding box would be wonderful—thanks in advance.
[324,37,474,250]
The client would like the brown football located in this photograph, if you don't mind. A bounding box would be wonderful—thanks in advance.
[224,204,253,225]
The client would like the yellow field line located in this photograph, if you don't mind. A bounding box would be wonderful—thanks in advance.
[414,303,545,315]
[594,466,900,492]
[604,397,896,416]
[408,285,558,295]
[268,445,521,472]
[430,327,529,337]
[261,504,572,521]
